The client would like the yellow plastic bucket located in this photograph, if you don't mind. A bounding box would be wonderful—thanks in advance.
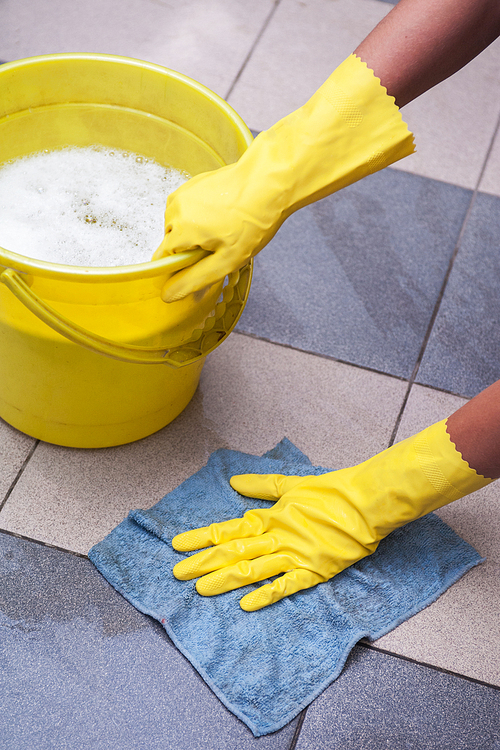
[0,54,253,448]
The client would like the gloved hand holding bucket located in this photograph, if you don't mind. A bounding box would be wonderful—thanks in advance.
[152,54,414,301]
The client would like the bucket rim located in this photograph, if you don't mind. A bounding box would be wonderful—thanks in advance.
[0,52,253,148]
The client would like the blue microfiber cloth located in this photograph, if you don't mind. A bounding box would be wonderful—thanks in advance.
[89,438,484,737]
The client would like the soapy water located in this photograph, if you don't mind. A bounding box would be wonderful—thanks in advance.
[0,147,188,266]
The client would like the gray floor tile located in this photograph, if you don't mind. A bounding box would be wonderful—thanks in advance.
[373,385,500,686]
[295,646,500,750]
[236,168,471,379]
[417,191,500,398]
[0,334,407,553]
[0,532,298,749]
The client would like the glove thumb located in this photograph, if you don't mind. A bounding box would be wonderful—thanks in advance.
[230,473,306,501]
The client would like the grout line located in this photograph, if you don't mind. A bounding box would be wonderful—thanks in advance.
[234,329,409,384]
[0,527,88,559]
[387,377,473,447]
[387,112,500,445]
[359,641,500,693]
[474,109,500,196]
[0,439,39,513]
[387,381,413,446]
[288,707,308,750]
[389,190,480,441]
[388,181,475,445]
[407,108,500,384]
[223,0,283,102]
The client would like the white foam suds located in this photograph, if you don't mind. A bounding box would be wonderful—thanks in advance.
[0,147,188,266]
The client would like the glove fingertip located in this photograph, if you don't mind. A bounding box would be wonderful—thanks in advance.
[161,286,188,304]
[239,586,277,612]
[172,530,204,552]
[196,571,226,597]
[172,560,190,581]
[160,270,204,303]
[240,569,325,611]
[229,473,281,500]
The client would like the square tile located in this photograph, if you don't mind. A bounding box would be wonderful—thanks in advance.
[417,191,500,398]
[295,646,500,750]
[0,532,298,749]
[0,334,407,554]
[236,168,472,379]
[373,385,500,686]
[0,0,275,98]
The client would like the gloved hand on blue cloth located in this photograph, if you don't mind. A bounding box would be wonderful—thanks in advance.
[152,54,414,302]
[172,420,493,611]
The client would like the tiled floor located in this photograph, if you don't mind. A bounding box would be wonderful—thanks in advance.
[1,1,500,748]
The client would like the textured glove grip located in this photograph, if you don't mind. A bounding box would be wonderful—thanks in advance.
[415,420,493,503]
[414,431,466,503]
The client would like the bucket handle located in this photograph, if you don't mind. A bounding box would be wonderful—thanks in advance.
[0,263,252,367]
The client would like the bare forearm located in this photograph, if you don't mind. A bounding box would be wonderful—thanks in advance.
[446,380,500,480]
[355,0,500,107]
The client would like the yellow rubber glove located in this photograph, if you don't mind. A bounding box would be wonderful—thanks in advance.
[153,54,415,302]
[172,420,493,611]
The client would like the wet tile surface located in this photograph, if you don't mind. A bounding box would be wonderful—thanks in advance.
[295,646,500,750]
[417,192,500,398]
[236,168,472,379]
[0,532,298,749]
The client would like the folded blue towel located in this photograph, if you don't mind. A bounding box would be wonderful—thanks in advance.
[89,439,484,737]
